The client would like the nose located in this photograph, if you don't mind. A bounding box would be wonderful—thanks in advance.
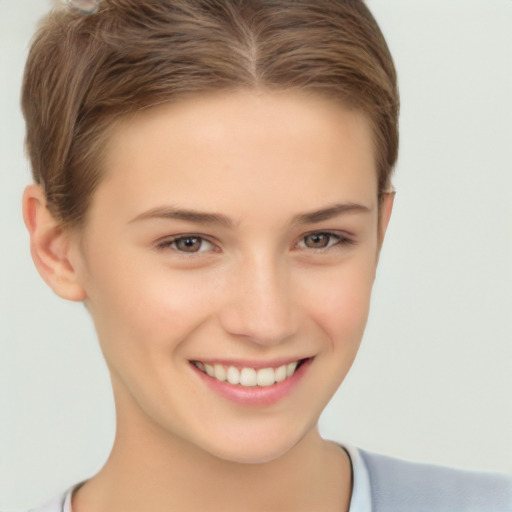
[219,255,298,346]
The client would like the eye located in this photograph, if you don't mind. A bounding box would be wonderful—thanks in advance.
[156,235,216,254]
[297,231,353,250]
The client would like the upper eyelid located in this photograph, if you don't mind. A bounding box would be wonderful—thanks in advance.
[296,229,354,242]
[154,230,354,250]
[155,233,217,250]
[156,232,213,242]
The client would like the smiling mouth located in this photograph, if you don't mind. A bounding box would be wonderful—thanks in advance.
[191,359,308,387]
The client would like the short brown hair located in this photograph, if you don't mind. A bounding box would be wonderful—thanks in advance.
[22,0,399,228]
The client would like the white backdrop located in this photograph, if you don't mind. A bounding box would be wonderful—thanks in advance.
[1,1,511,510]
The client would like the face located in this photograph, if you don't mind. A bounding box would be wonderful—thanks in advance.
[69,90,391,463]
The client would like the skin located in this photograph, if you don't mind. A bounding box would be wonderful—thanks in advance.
[23,90,393,512]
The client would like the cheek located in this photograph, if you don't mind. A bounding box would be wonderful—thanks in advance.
[82,251,220,355]
[297,257,376,347]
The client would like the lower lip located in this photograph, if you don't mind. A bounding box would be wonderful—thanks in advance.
[190,358,312,407]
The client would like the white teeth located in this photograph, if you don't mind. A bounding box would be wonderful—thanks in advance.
[275,365,287,383]
[286,362,298,377]
[227,366,240,385]
[205,364,215,377]
[240,368,257,387]
[256,367,276,387]
[214,364,226,381]
[196,360,303,387]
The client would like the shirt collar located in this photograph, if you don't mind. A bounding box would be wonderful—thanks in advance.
[62,444,372,512]
[343,444,373,512]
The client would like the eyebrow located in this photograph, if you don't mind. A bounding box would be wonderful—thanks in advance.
[130,206,235,227]
[291,202,371,225]
[130,202,371,227]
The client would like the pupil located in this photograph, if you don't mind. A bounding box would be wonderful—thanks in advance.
[178,237,200,251]
[307,234,328,248]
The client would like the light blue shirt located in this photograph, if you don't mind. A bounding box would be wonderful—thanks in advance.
[28,446,512,512]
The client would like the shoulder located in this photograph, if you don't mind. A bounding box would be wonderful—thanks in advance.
[358,448,512,512]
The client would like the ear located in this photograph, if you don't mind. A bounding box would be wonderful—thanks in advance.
[377,191,395,251]
[22,184,86,302]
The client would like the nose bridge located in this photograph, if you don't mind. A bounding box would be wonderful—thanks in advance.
[220,251,297,345]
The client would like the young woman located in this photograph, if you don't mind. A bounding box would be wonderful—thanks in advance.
[18,0,511,511]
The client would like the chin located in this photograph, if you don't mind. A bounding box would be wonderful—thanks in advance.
[196,422,313,465]
[208,441,297,465]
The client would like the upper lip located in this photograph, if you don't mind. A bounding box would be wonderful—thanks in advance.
[190,356,312,370]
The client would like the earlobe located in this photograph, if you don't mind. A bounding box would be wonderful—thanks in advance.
[22,184,86,302]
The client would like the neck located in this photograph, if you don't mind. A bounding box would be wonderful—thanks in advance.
[73,384,352,512]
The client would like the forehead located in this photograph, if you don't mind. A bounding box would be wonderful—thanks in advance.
[93,90,378,223]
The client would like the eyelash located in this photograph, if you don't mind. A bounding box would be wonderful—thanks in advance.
[155,231,354,255]
[155,235,217,254]
[296,231,355,251]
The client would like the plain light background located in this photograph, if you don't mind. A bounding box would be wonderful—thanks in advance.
[1,1,511,510]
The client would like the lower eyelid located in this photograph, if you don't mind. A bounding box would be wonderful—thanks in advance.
[155,232,355,253]
[297,232,354,249]
[155,236,216,252]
